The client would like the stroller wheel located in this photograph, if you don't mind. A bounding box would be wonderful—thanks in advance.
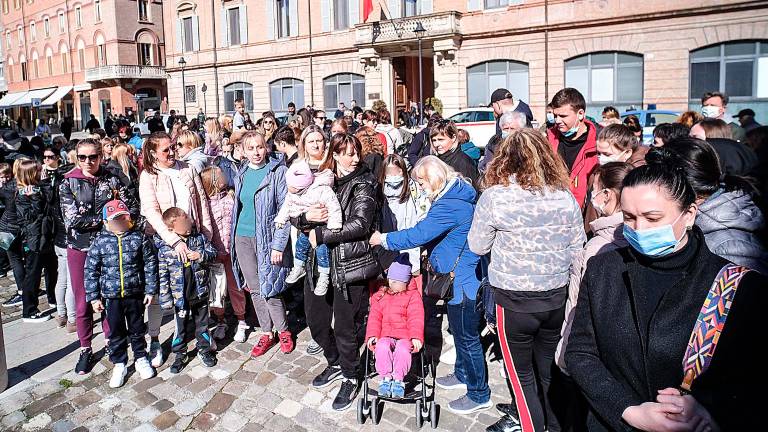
[429,402,438,428]
[415,399,424,428]
[371,397,381,425]
[357,398,366,424]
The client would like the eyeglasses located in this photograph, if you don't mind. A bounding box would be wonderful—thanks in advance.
[315,116,327,121]
[77,154,99,162]
[43,155,57,160]
[263,120,274,125]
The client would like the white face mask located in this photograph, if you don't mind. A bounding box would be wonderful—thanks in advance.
[597,153,625,166]
[701,105,721,119]
[590,188,609,216]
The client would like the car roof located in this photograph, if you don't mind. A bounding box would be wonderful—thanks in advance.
[622,110,680,115]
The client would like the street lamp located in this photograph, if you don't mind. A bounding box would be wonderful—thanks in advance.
[201,83,208,117]
[413,22,426,126]
[179,57,187,117]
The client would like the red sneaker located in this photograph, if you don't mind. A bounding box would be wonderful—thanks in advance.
[278,330,295,354]
[250,334,277,358]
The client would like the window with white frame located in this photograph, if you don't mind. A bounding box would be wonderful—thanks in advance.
[185,85,196,103]
[29,21,36,41]
[61,44,69,73]
[96,44,106,66]
[58,11,65,33]
[32,52,39,78]
[5,31,10,50]
[402,0,421,17]
[227,7,241,46]
[138,42,152,65]
[270,78,304,114]
[43,17,50,37]
[138,0,149,21]
[178,15,199,52]
[484,0,518,8]
[565,52,644,118]
[46,50,53,76]
[333,0,348,30]
[467,60,530,108]
[276,0,290,38]
[2,0,7,14]
[323,73,364,111]
[20,59,27,80]
[17,26,23,45]
[224,82,253,112]
[78,47,85,69]
[75,6,82,28]
[95,0,101,21]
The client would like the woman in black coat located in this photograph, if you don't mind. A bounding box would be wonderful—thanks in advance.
[565,156,766,431]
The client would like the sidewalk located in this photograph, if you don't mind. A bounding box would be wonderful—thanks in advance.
[1,276,507,432]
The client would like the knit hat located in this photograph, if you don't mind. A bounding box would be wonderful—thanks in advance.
[387,254,412,283]
[103,199,130,221]
[286,160,314,190]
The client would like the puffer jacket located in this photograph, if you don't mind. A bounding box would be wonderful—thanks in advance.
[275,169,342,230]
[60,167,139,251]
[155,230,217,311]
[139,161,213,247]
[312,165,382,301]
[84,228,158,302]
[384,178,481,305]
[365,283,425,343]
[208,190,235,255]
[0,184,55,253]
[468,177,585,293]
[697,188,768,274]
[557,211,627,372]
[230,156,292,298]
[43,166,69,249]
[179,146,209,174]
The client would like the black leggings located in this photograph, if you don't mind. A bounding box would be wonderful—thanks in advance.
[497,304,565,432]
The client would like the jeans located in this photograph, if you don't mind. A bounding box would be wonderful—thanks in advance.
[497,304,565,432]
[54,246,76,322]
[374,337,413,381]
[295,232,330,273]
[105,295,147,364]
[446,296,490,404]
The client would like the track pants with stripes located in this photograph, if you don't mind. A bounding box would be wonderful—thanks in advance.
[172,301,212,355]
[497,304,565,432]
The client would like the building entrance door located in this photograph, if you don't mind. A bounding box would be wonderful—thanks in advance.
[391,55,434,121]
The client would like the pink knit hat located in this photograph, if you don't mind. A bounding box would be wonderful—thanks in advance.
[285,160,314,190]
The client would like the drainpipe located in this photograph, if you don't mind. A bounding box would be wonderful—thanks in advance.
[307,0,315,107]
[211,0,220,115]
[65,0,77,127]
[544,0,550,107]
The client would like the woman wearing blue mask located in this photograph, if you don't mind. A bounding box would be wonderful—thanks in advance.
[566,158,767,431]
[379,154,421,276]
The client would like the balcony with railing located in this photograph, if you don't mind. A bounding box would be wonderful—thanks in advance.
[85,65,167,82]
[354,11,462,46]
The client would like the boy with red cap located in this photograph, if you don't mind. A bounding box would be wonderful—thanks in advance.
[85,199,159,388]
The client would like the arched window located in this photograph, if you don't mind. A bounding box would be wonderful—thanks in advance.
[31,50,39,79]
[20,54,27,81]
[565,52,643,116]
[270,78,304,114]
[467,60,529,108]
[323,73,364,112]
[76,38,86,70]
[60,42,69,73]
[5,31,10,50]
[43,16,50,38]
[95,33,106,66]
[689,41,768,116]
[137,31,156,66]
[224,82,253,113]
[7,57,14,81]
[29,20,36,42]
[45,47,53,76]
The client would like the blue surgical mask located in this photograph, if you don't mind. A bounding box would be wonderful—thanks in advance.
[546,112,555,125]
[562,125,579,138]
[622,212,686,257]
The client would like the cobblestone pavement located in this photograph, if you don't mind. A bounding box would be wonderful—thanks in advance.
[1,274,509,431]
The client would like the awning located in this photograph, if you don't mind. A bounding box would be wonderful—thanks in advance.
[0,91,29,109]
[73,83,92,91]
[41,86,73,107]
[15,88,57,107]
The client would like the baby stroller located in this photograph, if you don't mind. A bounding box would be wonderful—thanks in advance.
[356,345,439,428]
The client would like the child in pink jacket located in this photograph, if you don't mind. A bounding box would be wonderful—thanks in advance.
[365,257,425,399]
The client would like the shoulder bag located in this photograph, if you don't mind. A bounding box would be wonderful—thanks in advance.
[424,241,466,300]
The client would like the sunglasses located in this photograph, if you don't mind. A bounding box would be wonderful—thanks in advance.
[315,116,326,120]
[264,120,274,125]
[43,154,57,160]
[77,154,99,162]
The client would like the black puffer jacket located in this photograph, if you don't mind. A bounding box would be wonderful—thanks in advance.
[312,165,381,300]
[0,184,55,253]
[43,165,71,249]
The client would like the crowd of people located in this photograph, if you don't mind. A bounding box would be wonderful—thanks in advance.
[0,85,766,431]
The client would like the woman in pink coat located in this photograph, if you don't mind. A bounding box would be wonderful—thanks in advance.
[365,257,424,399]
[138,131,213,368]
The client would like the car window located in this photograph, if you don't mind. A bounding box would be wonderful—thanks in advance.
[473,111,495,122]
[449,112,473,123]
[647,113,678,127]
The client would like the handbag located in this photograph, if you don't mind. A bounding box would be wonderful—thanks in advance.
[424,241,466,300]
[680,264,750,393]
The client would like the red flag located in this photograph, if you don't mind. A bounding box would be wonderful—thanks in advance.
[363,0,374,22]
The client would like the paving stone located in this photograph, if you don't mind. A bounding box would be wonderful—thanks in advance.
[175,415,194,430]
[174,398,205,416]
[152,399,174,412]
[273,399,303,418]
[262,414,293,431]
[51,419,76,432]
[187,376,215,393]
[70,427,89,432]
[170,374,192,387]
[210,369,230,380]
[133,392,159,408]
[204,392,236,415]
[71,390,101,409]
[23,391,66,417]
[152,411,180,430]
[232,370,257,383]
[219,411,249,431]
[299,390,324,407]
[132,376,164,393]
[254,391,283,411]
[239,423,263,432]
[221,381,247,396]
[47,403,75,422]
[98,396,122,411]
[254,371,275,387]
[21,412,52,431]
[134,405,161,423]
[2,410,26,428]
[220,350,241,361]
[187,365,209,379]
[131,423,159,432]
[190,412,218,431]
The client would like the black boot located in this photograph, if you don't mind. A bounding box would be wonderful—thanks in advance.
[486,415,522,432]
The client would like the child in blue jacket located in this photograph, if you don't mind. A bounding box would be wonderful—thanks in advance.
[155,207,218,373]
[85,199,158,388]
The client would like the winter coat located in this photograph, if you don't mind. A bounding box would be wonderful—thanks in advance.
[179,147,209,174]
[275,169,342,230]
[230,156,292,298]
[43,166,69,249]
[436,145,480,188]
[697,188,768,274]
[556,211,627,371]
[0,184,55,253]
[128,134,143,151]
[84,228,159,302]
[706,138,759,177]
[375,124,403,155]
[208,190,235,256]
[468,177,585,293]
[383,178,481,305]
[407,128,430,167]
[382,181,421,272]
[309,165,383,300]
[59,168,139,251]
[547,120,600,208]
[461,141,481,165]
[566,227,766,431]
[138,161,213,247]
[155,231,217,310]
[365,284,425,343]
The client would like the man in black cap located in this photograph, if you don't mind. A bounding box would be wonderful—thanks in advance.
[489,88,533,137]
[734,108,761,134]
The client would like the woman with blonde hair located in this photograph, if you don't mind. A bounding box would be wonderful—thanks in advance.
[204,117,224,156]
[260,113,278,144]
[101,137,115,162]
[469,129,585,432]
[107,142,139,183]
[219,114,234,136]
[370,155,488,415]
[176,129,208,172]
[299,125,329,170]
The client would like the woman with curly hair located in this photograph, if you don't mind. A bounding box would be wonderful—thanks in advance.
[354,126,384,179]
[468,129,585,432]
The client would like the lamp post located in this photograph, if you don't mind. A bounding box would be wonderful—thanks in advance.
[179,57,187,117]
[201,83,208,116]
[413,22,426,126]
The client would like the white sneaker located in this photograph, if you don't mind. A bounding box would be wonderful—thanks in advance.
[109,363,127,388]
[314,273,330,296]
[285,264,306,284]
[440,347,457,365]
[234,322,248,343]
[134,357,155,380]
[149,341,164,368]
